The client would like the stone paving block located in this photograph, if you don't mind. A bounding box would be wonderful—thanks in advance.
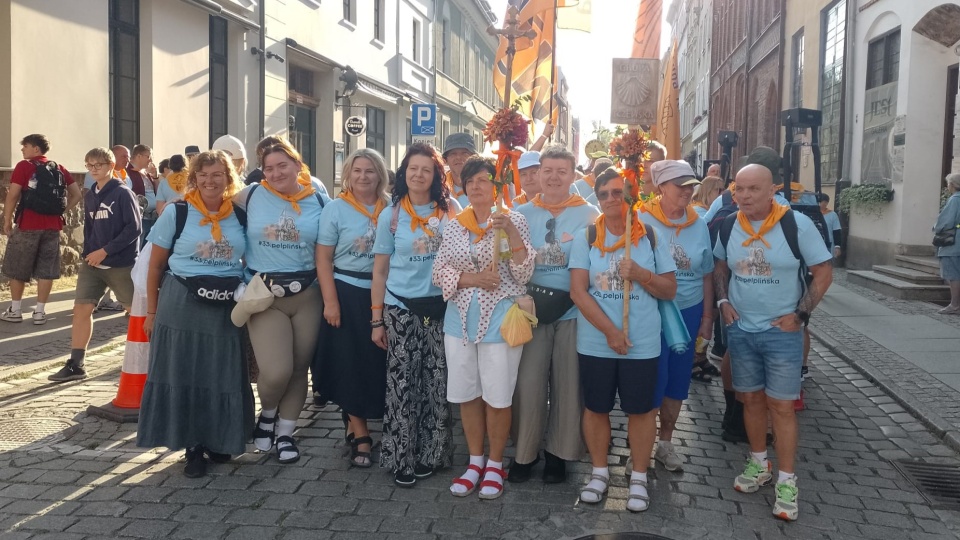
[171,504,231,523]
[224,525,280,540]
[357,499,408,516]
[211,490,268,508]
[122,502,181,519]
[280,529,334,540]
[79,486,129,501]
[12,514,79,532]
[327,514,384,532]
[3,500,79,516]
[165,489,218,505]
[118,486,175,503]
[281,510,335,529]
[64,516,128,534]
[72,500,130,517]
[429,517,482,535]
[21,533,87,540]
[378,516,434,533]
[115,519,179,538]
[224,507,285,526]
[260,493,311,510]
[296,479,346,497]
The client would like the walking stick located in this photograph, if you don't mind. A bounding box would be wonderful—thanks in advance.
[623,204,632,343]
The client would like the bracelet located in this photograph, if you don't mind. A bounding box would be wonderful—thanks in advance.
[716,298,730,308]
[641,270,654,285]
[511,245,525,253]
[370,319,385,328]
[147,312,156,315]
[370,305,383,310]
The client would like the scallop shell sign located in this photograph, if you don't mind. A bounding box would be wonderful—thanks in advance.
[610,58,659,126]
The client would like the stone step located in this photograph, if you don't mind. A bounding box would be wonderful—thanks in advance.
[847,270,950,302]
[872,265,945,285]
[894,255,941,275]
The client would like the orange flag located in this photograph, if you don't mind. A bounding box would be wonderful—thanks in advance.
[651,38,680,160]
[631,0,662,59]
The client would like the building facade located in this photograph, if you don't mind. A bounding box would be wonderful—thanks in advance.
[0,0,514,192]
[669,0,714,174]
[843,1,960,268]
[708,0,786,169]
[779,0,848,199]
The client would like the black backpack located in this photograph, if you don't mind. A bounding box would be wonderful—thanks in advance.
[717,210,812,297]
[707,190,738,246]
[19,160,67,216]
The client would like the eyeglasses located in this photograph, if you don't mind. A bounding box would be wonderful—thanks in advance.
[596,189,624,201]
[85,162,109,171]
[196,172,227,181]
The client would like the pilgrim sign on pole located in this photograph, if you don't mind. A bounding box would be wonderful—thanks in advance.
[610,58,659,126]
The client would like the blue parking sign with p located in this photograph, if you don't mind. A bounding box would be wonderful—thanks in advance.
[411,104,437,136]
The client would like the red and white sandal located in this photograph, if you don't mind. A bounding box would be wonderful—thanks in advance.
[478,464,507,500]
[450,463,484,497]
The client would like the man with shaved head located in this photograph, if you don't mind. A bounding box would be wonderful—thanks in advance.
[712,163,832,522]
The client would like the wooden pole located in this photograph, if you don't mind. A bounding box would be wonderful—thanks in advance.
[622,203,632,342]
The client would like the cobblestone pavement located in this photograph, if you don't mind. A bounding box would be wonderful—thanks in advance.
[0,335,958,540]
[811,270,960,450]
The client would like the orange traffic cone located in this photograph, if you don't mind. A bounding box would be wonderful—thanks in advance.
[87,247,151,423]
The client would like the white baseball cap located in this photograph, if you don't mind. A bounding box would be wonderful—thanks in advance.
[212,135,247,161]
[650,160,700,187]
[518,151,541,170]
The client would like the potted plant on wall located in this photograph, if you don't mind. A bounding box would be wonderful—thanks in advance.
[837,182,895,218]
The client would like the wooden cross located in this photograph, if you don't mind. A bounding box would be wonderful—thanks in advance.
[488,2,537,108]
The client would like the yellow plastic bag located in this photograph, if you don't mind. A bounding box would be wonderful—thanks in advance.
[500,299,539,347]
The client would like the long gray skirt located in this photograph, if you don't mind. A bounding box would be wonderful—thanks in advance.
[136,276,255,455]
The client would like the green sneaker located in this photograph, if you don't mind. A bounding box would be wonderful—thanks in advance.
[733,457,772,493]
[773,477,799,521]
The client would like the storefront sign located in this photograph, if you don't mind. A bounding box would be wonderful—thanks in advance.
[345,116,366,137]
[861,82,898,184]
[610,58,659,126]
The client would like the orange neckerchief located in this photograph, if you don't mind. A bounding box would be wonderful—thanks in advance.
[340,190,386,226]
[401,195,444,236]
[115,168,128,180]
[513,192,529,206]
[446,171,465,198]
[739,203,790,248]
[582,174,595,188]
[297,170,314,188]
[532,193,588,213]
[456,206,507,243]
[643,197,699,236]
[593,204,646,257]
[493,147,523,207]
[260,179,315,214]
[184,189,234,241]
[166,170,188,193]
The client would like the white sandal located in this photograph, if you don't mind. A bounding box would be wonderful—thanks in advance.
[627,478,650,512]
[579,473,609,504]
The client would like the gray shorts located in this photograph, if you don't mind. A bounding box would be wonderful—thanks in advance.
[75,263,135,308]
[1,228,61,281]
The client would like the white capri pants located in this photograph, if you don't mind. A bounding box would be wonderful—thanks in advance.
[444,335,523,409]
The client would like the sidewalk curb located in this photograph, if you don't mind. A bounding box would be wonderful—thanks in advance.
[809,324,960,454]
[0,335,127,383]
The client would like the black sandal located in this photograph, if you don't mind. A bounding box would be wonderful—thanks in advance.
[252,414,276,452]
[276,435,300,464]
[691,361,713,383]
[350,436,373,468]
[342,411,354,446]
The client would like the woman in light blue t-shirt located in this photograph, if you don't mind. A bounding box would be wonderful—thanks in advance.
[312,148,390,469]
[569,168,677,513]
[371,143,459,488]
[137,151,252,478]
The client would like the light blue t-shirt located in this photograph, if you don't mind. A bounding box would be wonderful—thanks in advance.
[236,184,330,279]
[517,202,600,320]
[156,178,180,204]
[373,200,462,309]
[147,203,245,278]
[441,229,513,343]
[317,198,380,288]
[713,211,832,332]
[569,226,676,359]
[639,211,714,310]
[822,210,841,250]
[693,205,709,218]
[704,191,789,222]
[573,178,594,199]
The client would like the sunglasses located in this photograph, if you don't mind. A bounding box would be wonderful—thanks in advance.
[545,218,556,244]
[596,189,624,202]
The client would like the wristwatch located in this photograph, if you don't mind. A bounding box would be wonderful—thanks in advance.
[794,310,810,326]
[716,298,730,309]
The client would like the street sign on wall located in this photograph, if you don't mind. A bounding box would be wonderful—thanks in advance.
[610,58,659,126]
[411,104,437,136]
[345,116,366,137]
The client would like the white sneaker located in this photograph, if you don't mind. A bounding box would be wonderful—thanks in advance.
[655,441,684,472]
[0,307,22,323]
[32,311,46,325]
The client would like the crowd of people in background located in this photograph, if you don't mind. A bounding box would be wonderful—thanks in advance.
[5,126,957,523]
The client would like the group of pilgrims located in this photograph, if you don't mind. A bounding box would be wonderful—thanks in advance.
[133,131,729,514]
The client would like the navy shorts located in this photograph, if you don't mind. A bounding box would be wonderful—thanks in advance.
[579,354,659,415]
[656,302,703,403]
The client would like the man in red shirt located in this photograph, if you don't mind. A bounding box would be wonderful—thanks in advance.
[1,134,82,324]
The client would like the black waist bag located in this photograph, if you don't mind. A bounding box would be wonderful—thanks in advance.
[527,283,575,326]
[254,269,317,297]
[389,289,447,321]
[175,274,242,304]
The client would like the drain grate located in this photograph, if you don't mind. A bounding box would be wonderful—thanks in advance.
[892,460,960,509]
[0,418,79,451]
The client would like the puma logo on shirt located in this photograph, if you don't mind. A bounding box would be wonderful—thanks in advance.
[91,201,116,220]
